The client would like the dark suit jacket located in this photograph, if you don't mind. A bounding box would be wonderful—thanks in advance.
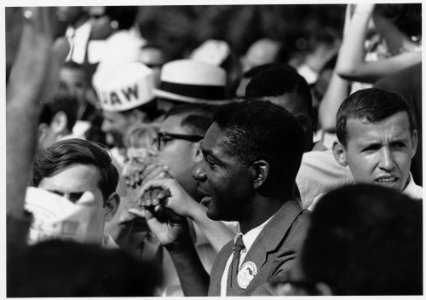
[208,199,310,296]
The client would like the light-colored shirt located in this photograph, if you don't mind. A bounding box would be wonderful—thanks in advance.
[220,216,273,296]
[403,176,423,200]
[296,149,353,210]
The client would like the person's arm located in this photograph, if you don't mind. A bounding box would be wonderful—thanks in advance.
[129,205,210,296]
[137,178,235,252]
[336,4,421,83]
[7,7,68,219]
[318,5,352,132]
[318,70,350,132]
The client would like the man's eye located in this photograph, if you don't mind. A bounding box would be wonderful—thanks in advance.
[206,158,216,168]
[68,192,84,203]
[362,144,380,152]
[391,142,406,149]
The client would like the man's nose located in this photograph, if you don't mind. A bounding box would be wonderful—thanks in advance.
[379,147,395,171]
[192,160,207,181]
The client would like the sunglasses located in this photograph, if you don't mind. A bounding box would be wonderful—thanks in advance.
[155,132,203,151]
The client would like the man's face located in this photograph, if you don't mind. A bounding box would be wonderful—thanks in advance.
[193,123,254,221]
[101,111,132,148]
[37,164,107,243]
[59,68,88,105]
[262,93,313,151]
[338,112,417,191]
[157,113,202,198]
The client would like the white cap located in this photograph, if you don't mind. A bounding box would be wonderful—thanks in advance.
[95,62,155,112]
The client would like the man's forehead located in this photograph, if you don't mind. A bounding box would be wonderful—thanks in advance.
[202,123,225,151]
[161,113,191,133]
[346,112,412,140]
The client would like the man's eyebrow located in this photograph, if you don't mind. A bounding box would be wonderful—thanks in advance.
[200,142,220,161]
[47,190,65,197]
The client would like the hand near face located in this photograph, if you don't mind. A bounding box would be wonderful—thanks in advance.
[123,148,170,205]
[138,178,198,218]
[128,197,189,246]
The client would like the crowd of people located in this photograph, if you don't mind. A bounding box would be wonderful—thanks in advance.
[6,4,422,297]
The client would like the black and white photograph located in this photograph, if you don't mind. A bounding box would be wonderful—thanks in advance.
[5,2,423,297]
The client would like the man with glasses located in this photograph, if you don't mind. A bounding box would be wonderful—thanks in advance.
[128,103,237,296]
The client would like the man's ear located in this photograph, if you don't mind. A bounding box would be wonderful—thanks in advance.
[38,123,49,141]
[104,193,120,222]
[51,111,68,134]
[411,129,418,158]
[332,141,348,167]
[251,160,270,189]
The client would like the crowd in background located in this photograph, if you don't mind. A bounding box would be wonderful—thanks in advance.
[6,4,422,297]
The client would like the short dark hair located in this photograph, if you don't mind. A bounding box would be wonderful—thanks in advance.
[8,239,162,297]
[165,103,216,136]
[104,6,139,30]
[242,63,288,79]
[39,94,79,132]
[214,101,304,186]
[32,139,119,202]
[245,65,312,110]
[336,88,416,147]
[301,183,422,295]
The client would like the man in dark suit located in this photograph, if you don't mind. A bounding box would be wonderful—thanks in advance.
[138,100,310,296]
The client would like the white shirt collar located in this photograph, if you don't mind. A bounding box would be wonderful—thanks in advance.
[240,215,274,253]
[403,175,423,200]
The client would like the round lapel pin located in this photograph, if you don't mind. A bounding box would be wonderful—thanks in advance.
[237,261,258,289]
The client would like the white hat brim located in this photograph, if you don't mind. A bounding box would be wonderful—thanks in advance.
[153,88,234,105]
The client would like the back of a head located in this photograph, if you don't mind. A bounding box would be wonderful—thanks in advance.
[214,101,305,188]
[242,63,284,80]
[32,138,119,201]
[336,88,416,146]
[301,183,422,295]
[245,65,312,110]
[165,103,216,136]
[8,239,162,296]
[39,94,79,133]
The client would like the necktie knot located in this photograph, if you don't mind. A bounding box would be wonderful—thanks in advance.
[233,233,245,252]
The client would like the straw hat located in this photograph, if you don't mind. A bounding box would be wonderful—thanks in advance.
[153,59,231,104]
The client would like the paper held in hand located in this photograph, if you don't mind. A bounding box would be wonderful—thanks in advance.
[24,187,101,245]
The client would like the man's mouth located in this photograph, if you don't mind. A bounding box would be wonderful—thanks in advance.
[374,175,398,186]
[200,196,212,207]
[197,188,212,206]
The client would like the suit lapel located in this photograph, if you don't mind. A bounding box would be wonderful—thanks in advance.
[240,200,303,292]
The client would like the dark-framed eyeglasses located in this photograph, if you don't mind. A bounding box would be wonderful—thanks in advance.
[155,132,203,151]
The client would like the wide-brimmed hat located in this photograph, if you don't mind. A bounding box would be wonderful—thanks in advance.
[153,59,231,104]
[95,62,155,112]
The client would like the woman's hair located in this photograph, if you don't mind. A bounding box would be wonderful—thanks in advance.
[375,4,422,38]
